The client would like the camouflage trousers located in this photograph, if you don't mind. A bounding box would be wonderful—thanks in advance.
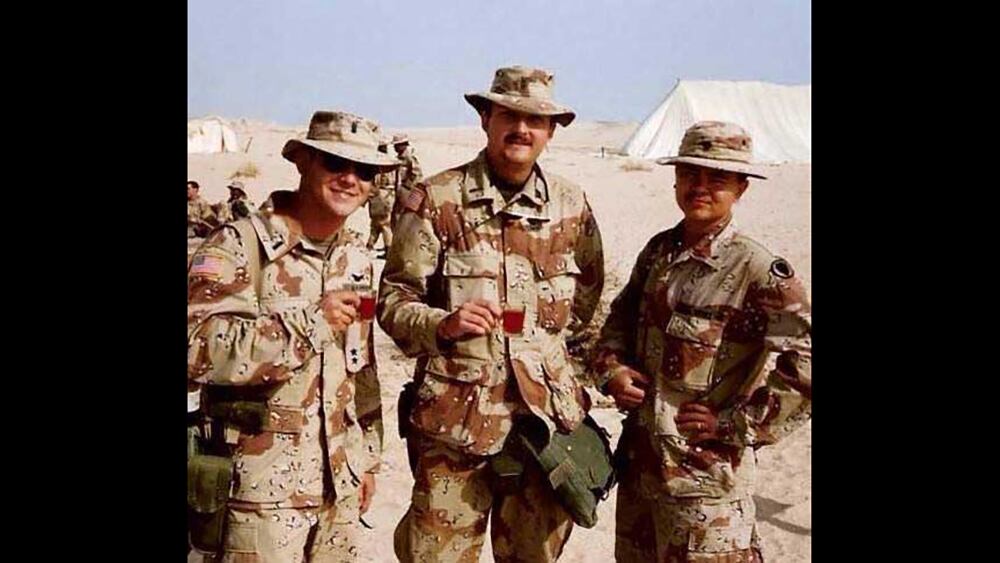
[394,436,574,563]
[366,217,392,251]
[202,493,362,563]
[614,430,763,563]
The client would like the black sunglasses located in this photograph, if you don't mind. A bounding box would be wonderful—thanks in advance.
[318,152,379,182]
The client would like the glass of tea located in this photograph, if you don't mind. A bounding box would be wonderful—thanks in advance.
[502,303,526,336]
[357,289,377,321]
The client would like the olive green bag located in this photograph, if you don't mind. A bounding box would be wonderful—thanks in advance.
[490,414,616,529]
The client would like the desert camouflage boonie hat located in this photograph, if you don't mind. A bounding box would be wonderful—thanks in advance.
[464,65,576,127]
[656,121,767,179]
[226,180,246,193]
[391,134,409,146]
[281,111,400,168]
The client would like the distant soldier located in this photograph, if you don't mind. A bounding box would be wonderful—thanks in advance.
[214,180,256,224]
[187,180,217,238]
[388,133,423,229]
[367,141,395,255]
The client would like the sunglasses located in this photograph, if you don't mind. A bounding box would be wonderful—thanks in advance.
[318,152,379,183]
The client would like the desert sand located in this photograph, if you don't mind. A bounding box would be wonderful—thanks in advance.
[188,117,811,562]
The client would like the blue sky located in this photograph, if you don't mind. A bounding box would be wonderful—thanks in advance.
[188,0,810,128]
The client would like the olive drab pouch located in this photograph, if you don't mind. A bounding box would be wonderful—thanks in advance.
[187,453,234,553]
[495,415,616,528]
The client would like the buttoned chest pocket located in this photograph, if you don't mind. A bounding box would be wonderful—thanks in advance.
[443,252,501,309]
[660,311,727,393]
[442,252,501,361]
[533,253,581,333]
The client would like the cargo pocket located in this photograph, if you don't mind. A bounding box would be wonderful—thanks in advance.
[411,355,493,448]
[223,520,259,554]
[442,252,501,359]
[684,497,756,556]
[443,251,500,306]
[661,311,726,393]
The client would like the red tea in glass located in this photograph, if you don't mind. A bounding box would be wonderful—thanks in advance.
[358,294,376,321]
[502,306,526,335]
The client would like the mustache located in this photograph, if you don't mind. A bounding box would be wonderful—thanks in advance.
[503,133,532,145]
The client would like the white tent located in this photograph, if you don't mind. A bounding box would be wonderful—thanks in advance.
[188,117,240,154]
[622,80,811,164]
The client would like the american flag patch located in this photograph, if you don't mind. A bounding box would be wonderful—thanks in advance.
[403,186,426,212]
[190,254,224,277]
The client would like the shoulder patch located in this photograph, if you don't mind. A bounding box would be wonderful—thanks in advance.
[190,252,226,279]
[770,257,794,279]
[403,185,427,212]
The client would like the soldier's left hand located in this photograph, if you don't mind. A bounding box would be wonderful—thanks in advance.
[675,403,719,443]
[359,472,376,515]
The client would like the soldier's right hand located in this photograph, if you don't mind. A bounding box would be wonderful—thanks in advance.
[320,290,361,332]
[436,299,502,342]
[606,367,651,410]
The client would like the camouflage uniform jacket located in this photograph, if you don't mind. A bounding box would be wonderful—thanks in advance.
[188,195,217,236]
[378,150,604,456]
[188,190,383,508]
[595,219,811,500]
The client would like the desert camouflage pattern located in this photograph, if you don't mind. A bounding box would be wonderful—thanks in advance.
[282,111,399,168]
[398,145,423,189]
[615,425,763,562]
[464,65,576,125]
[187,190,383,557]
[594,219,810,560]
[368,174,393,250]
[378,150,605,456]
[189,195,218,237]
[204,493,362,562]
[390,146,424,228]
[657,121,766,179]
[393,436,574,563]
[676,121,754,163]
[372,172,395,218]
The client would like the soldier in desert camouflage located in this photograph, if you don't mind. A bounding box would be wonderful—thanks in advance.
[187,110,399,562]
[593,121,812,562]
[214,180,256,224]
[388,133,423,229]
[377,65,605,563]
[188,180,218,238]
[367,140,395,255]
